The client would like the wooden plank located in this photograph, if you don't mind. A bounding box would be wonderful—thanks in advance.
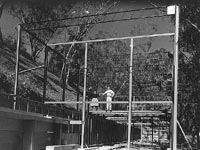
[70,120,82,125]
[46,144,79,150]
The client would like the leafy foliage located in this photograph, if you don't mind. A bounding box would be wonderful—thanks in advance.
[0,72,12,93]
[148,1,200,145]
[171,0,200,145]
[0,0,9,46]
[9,0,75,61]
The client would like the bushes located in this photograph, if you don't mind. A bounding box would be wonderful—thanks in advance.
[18,83,42,101]
[0,71,42,102]
[0,72,12,93]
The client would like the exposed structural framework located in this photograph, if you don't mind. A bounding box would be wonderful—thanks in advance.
[14,5,179,150]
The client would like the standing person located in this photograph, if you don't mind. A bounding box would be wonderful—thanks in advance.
[90,91,99,111]
[102,86,115,111]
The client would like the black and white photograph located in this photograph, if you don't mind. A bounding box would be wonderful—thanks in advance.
[0,0,198,149]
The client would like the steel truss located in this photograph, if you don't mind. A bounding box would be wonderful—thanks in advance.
[14,5,179,150]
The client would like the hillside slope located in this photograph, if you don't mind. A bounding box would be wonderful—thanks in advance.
[0,47,80,109]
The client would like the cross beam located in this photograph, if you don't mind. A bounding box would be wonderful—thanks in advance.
[90,110,165,116]
[48,32,175,46]
[44,100,172,104]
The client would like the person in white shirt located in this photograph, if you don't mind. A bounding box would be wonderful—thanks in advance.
[102,87,115,111]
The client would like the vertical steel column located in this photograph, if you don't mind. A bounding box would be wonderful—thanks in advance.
[68,115,70,133]
[58,124,62,145]
[128,38,133,150]
[95,118,97,144]
[14,24,22,110]
[100,118,103,144]
[77,68,80,110]
[90,117,93,145]
[158,124,160,143]
[72,113,74,133]
[173,5,179,150]
[62,61,66,102]
[92,117,94,144]
[141,117,142,142]
[81,42,88,149]
[43,47,48,103]
[97,119,99,144]
[87,116,89,145]
[62,50,68,102]
[170,104,173,149]
[151,117,153,145]
[102,119,104,143]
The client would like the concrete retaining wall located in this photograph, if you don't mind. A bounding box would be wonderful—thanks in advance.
[61,133,80,145]
[0,108,80,150]
[0,117,23,150]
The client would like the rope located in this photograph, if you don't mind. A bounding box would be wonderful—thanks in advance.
[177,120,193,150]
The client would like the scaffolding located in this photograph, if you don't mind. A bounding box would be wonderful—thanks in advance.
[14,5,179,150]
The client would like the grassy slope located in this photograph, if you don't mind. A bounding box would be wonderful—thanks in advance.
[0,47,80,109]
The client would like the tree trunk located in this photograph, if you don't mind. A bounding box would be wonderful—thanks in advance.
[0,0,7,45]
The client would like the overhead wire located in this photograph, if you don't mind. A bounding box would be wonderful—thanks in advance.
[22,6,167,25]
[27,14,171,31]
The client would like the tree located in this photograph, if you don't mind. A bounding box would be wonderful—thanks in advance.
[172,0,200,146]
[144,0,200,146]
[148,0,200,145]
[59,0,119,87]
[10,0,75,61]
[0,0,8,46]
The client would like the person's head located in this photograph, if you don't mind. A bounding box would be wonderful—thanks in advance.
[107,86,110,90]
[94,91,97,94]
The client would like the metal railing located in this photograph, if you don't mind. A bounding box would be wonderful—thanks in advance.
[0,92,81,119]
[0,92,14,108]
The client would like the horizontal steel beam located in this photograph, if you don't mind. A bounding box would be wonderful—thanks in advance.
[134,123,152,126]
[90,110,165,117]
[106,116,169,120]
[48,32,175,46]
[106,118,170,124]
[44,101,172,104]
[90,110,164,114]
[18,65,45,74]
[106,117,128,120]
[23,29,66,60]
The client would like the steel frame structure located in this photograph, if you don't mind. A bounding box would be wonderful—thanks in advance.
[14,5,179,150]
